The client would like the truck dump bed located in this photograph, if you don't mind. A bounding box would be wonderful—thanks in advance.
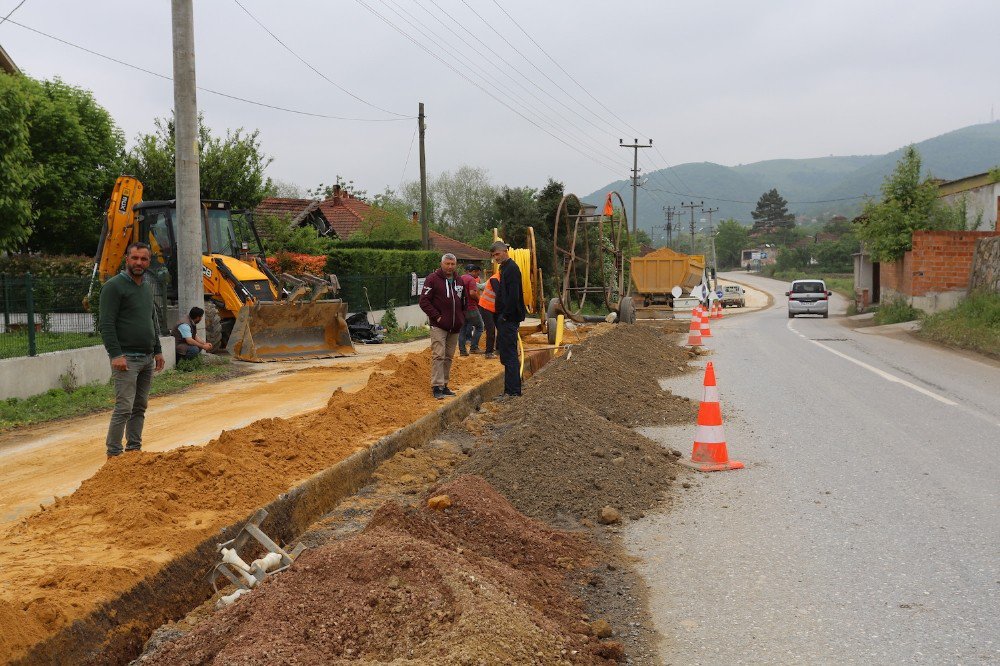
[630,248,705,295]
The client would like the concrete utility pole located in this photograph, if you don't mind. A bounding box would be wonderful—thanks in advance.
[619,139,652,238]
[662,205,677,247]
[681,200,703,255]
[418,102,429,251]
[703,206,719,286]
[171,0,203,324]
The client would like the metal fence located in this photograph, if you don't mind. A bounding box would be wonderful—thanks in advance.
[0,273,100,359]
[338,274,421,312]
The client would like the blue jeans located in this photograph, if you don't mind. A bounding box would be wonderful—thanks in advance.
[177,344,202,359]
[459,308,484,353]
[106,354,155,456]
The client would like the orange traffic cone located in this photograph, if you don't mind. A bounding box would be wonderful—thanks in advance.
[686,309,702,346]
[699,307,713,337]
[679,362,743,472]
[715,301,724,319]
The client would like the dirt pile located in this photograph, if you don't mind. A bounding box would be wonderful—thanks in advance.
[0,350,501,663]
[529,325,695,427]
[139,476,619,665]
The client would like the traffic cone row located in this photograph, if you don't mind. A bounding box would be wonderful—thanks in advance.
[679,362,744,473]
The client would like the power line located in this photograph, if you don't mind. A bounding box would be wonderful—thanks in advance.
[232,0,409,118]
[640,183,869,205]
[3,19,413,122]
[387,0,627,167]
[0,0,28,25]
[398,125,418,195]
[353,0,625,175]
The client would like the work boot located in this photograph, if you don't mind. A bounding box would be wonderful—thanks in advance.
[484,352,495,359]
[470,348,482,354]
[441,386,457,397]
[432,386,444,400]
[459,350,470,357]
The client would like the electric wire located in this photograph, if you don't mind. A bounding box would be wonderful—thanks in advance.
[639,183,869,205]
[3,19,412,122]
[397,125,418,195]
[232,0,410,118]
[384,0,627,167]
[353,0,626,175]
[0,0,28,26]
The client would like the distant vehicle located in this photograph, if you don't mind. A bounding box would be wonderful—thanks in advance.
[720,285,745,308]
[786,279,831,318]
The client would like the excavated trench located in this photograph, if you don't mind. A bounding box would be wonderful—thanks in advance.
[3,324,696,664]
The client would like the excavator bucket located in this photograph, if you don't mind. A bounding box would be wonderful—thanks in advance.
[226,299,356,362]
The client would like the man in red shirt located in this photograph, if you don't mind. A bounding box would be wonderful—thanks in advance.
[419,253,466,399]
[458,264,483,356]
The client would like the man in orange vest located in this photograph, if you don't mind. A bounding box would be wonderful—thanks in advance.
[477,265,501,359]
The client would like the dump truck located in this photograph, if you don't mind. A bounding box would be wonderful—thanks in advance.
[630,247,706,308]
[93,176,355,362]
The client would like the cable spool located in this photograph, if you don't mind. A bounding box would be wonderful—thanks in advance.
[492,227,545,320]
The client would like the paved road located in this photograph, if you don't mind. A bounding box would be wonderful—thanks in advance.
[628,272,999,665]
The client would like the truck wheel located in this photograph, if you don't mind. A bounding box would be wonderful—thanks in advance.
[618,296,636,324]
[203,301,224,350]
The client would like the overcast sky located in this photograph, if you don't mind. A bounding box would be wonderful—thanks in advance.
[2,0,998,199]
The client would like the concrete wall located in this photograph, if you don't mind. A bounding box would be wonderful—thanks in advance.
[940,183,1000,232]
[353,302,428,329]
[0,337,176,401]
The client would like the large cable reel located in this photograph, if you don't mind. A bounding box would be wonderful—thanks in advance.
[551,192,631,323]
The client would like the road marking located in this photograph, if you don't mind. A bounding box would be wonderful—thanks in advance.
[786,320,958,406]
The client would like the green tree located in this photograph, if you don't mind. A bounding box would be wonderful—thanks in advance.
[350,189,421,243]
[855,146,965,262]
[122,115,273,210]
[0,77,125,254]
[0,74,37,251]
[715,219,750,269]
[491,186,540,247]
[751,188,795,235]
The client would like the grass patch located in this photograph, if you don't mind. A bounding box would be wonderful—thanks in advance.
[0,332,102,359]
[384,326,430,344]
[0,357,243,432]
[918,291,1000,359]
[873,296,923,325]
[771,270,853,297]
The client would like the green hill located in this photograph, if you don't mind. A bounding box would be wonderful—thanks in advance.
[583,122,1000,238]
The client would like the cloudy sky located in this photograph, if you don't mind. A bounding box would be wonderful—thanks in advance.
[2,0,997,198]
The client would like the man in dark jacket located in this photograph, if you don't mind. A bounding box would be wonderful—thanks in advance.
[99,242,165,458]
[490,240,526,397]
[419,253,466,399]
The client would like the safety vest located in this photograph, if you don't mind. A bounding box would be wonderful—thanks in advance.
[478,271,500,313]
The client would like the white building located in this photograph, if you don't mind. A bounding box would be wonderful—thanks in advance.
[937,172,1000,232]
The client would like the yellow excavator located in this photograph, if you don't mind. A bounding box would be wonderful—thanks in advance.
[93,175,355,362]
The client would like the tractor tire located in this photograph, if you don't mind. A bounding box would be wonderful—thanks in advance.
[547,317,558,345]
[203,301,224,351]
[618,296,636,324]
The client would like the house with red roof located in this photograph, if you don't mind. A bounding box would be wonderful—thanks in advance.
[255,185,489,263]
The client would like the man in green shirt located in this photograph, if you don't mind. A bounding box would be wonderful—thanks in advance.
[99,242,165,458]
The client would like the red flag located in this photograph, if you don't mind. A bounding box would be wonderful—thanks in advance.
[603,193,614,217]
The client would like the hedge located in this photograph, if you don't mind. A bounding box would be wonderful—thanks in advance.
[325,249,440,277]
[0,254,93,277]
[333,239,424,250]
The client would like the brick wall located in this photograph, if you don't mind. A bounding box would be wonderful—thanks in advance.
[880,253,912,296]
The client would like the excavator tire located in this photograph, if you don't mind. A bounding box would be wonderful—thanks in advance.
[203,301,224,351]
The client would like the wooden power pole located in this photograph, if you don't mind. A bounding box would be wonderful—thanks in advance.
[419,102,429,251]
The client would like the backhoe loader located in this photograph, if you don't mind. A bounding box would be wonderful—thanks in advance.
[93,175,355,362]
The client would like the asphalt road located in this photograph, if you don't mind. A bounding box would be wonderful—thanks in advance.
[628,272,999,665]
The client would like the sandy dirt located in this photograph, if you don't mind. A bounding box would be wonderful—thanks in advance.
[0,339,429,528]
[0,343,502,663]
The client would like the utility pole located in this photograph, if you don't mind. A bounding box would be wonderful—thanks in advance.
[662,205,677,247]
[418,102,429,251]
[171,0,203,327]
[619,138,653,237]
[703,206,719,288]
[680,200,703,255]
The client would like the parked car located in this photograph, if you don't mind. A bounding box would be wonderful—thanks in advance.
[720,285,745,308]
[786,279,831,318]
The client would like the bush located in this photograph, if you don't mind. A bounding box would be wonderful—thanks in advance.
[380,299,399,330]
[335,238,423,250]
[874,296,922,325]
[0,254,93,276]
[325,249,440,276]
[919,291,1000,358]
[266,252,327,276]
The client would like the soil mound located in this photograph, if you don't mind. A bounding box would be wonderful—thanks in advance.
[0,350,501,662]
[139,476,616,665]
[529,325,694,427]
[462,393,683,526]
